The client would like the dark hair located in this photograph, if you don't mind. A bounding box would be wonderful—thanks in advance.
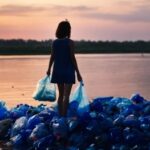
[55,20,71,39]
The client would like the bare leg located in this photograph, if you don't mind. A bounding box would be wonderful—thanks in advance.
[63,84,73,117]
[57,84,64,116]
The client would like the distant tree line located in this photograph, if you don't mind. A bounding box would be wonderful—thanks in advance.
[0,39,150,55]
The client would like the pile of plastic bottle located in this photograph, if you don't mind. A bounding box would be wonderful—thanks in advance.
[0,93,150,150]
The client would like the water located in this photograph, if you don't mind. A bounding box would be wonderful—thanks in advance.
[0,54,150,108]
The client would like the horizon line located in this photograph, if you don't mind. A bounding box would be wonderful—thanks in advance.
[0,38,150,42]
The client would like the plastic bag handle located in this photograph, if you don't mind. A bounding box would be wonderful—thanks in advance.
[46,75,52,82]
[80,81,84,86]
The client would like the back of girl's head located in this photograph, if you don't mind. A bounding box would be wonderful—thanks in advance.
[55,20,71,39]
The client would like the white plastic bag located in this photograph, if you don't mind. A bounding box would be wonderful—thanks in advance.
[32,76,56,102]
[70,81,90,116]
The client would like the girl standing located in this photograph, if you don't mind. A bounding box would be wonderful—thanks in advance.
[47,20,82,117]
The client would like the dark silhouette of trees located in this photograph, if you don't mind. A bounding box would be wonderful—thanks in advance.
[0,39,149,55]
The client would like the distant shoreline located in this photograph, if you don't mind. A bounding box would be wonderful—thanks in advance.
[0,39,150,54]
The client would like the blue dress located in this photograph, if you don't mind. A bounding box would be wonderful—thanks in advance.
[51,38,75,84]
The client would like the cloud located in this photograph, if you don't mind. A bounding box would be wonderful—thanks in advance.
[0,3,150,22]
[83,8,150,23]
[77,1,150,23]
[0,4,97,16]
[0,5,45,16]
[51,5,91,12]
[47,5,97,18]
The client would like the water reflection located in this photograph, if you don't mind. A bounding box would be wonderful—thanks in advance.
[0,54,150,108]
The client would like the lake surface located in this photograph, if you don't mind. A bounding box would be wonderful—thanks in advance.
[0,54,150,108]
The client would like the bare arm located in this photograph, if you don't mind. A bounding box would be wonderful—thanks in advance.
[69,40,82,81]
[47,48,54,75]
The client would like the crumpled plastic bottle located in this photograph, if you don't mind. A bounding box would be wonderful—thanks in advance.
[33,135,54,149]
[11,116,27,137]
[0,101,9,120]
[123,128,145,146]
[0,118,13,140]
[26,114,41,130]
[38,108,56,123]
[109,127,122,143]
[29,123,49,141]
[68,101,79,117]
[10,134,25,146]
[10,104,30,120]
[52,117,68,139]
[9,129,31,148]
[123,114,140,128]
[130,93,145,104]
[68,118,79,132]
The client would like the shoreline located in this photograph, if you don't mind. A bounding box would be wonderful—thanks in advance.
[0,53,150,60]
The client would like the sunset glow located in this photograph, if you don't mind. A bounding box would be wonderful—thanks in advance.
[0,0,150,41]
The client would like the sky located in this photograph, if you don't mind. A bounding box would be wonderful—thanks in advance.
[0,0,150,41]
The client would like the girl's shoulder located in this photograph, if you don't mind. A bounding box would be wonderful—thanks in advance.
[68,39,74,47]
[52,39,58,43]
[62,38,74,43]
[66,38,74,45]
[51,39,60,46]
